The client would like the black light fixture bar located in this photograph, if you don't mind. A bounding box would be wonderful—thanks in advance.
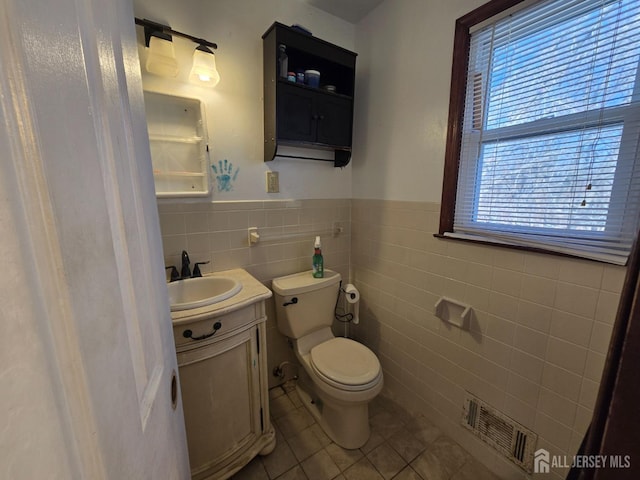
[135,17,217,50]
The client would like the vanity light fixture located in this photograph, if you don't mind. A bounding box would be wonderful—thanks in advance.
[189,45,220,87]
[145,33,179,77]
[135,18,220,87]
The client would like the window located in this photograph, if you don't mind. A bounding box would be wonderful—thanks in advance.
[440,0,640,265]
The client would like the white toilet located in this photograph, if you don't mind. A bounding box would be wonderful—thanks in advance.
[272,270,383,449]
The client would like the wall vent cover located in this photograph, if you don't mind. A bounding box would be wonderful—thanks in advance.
[462,392,537,473]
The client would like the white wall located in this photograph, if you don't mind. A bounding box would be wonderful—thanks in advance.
[350,2,625,479]
[134,0,355,201]
[352,0,486,202]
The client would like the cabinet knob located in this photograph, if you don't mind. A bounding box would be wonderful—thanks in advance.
[318,115,325,120]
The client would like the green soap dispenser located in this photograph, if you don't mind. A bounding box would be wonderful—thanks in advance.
[312,236,324,278]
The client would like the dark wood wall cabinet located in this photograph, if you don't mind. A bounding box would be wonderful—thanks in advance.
[262,22,357,167]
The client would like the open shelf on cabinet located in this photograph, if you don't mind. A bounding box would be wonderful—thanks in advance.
[143,91,210,197]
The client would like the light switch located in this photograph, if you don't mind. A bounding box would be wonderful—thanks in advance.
[266,171,279,193]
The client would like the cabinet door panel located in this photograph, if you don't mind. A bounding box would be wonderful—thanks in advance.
[316,96,352,147]
[276,86,315,142]
[178,328,260,478]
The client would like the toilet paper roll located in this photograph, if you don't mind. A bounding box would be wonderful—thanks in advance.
[344,284,360,324]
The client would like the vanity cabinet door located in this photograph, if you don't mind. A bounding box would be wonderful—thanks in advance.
[177,326,261,479]
[315,95,352,147]
[276,83,352,148]
[276,85,316,143]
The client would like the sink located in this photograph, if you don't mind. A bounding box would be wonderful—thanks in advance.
[168,276,242,311]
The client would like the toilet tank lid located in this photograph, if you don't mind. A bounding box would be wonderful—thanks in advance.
[272,270,341,296]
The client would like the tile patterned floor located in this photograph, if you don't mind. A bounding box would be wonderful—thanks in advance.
[231,383,500,480]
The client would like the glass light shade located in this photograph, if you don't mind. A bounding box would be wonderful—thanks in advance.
[189,48,220,87]
[145,36,179,77]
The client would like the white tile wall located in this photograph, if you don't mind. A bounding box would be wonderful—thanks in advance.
[157,197,627,479]
[157,199,351,388]
[350,199,627,480]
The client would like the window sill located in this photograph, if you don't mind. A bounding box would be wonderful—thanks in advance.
[433,232,626,266]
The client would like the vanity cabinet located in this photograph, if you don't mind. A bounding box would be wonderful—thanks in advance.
[263,22,357,167]
[172,272,274,480]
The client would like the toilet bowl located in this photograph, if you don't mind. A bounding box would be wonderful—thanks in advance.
[272,270,383,449]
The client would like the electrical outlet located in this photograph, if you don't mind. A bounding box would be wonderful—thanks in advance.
[266,171,279,193]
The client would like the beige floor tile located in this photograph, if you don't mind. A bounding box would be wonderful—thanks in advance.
[288,425,325,462]
[274,465,309,480]
[410,450,450,480]
[359,430,385,454]
[287,388,304,408]
[450,458,500,480]
[276,407,315,439]
[343,457,384,480]
[234,392,499,480]
[370,410,405,440]
[325,442,363,472]
[405,416,442,446]
[375,397,414,424]
[366,442,406,480]
[300,449,341,480]
[387,427,426,463]
[269,386,286,400]
[232,456,268,480]
[392,465,423,480]
[261,439,298,479]
[271,394,297,419]
[368,397,388,418]
[429,436,470,474]
[309,423,332,448]
[411,436,469,480]
[282,380,297,393]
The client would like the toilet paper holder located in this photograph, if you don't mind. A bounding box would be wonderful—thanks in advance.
[434,297,473,329]
[340,284,360,325]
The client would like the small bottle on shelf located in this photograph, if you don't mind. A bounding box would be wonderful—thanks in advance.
[278,44,288,79]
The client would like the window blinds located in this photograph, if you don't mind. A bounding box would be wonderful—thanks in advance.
[452,0,640,265]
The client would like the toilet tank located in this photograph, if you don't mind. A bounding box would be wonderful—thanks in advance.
[272,270,341,339]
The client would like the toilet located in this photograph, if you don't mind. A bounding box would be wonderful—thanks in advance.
[272,270,383,449]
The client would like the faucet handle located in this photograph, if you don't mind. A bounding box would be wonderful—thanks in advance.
[192,261,210,278]
[165,266,180,282]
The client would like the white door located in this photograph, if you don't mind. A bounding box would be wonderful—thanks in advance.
[0,0,190,478]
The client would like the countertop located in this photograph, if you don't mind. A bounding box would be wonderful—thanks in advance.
[170,268,272,326]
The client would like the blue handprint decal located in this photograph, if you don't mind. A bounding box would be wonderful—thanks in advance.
[211,159,239,192]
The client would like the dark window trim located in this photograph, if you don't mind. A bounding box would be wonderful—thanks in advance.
[439,0,527,235]
[432,232,596,263]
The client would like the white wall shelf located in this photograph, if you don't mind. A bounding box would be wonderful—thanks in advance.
[143,91,210,198]
[148,133,204,144]
[153,171,206,177]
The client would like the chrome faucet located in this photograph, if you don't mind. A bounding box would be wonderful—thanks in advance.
[181,250,191,278]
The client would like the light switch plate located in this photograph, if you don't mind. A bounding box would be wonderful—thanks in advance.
[266,171,279,193]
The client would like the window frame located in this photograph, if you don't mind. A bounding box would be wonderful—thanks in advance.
[440,0,528,234]
[438,0,640,263]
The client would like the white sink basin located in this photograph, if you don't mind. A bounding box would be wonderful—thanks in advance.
[168,276,242,311]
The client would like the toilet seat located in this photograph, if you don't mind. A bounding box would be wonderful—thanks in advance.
[310,338,382,392]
